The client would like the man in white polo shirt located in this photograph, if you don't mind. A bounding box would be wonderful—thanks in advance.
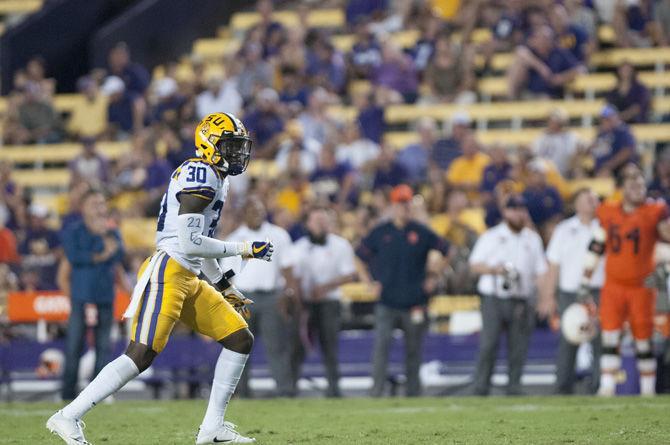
[469,195,548,396]
[540,188,604,394]
[291,207,358,397]
[222,196,298,397]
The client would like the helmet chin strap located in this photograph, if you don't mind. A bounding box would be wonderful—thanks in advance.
[215,158,230,173]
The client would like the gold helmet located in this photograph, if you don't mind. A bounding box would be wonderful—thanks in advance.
[194,112,252,175]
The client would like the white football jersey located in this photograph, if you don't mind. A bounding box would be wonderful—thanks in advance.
[155,158,229,274]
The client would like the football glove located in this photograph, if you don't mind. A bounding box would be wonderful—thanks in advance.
[241,240,274,261]
[222,285,254,320]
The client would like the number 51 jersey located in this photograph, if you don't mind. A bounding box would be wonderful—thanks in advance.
[155,158,229,275]
[597,199,668,287]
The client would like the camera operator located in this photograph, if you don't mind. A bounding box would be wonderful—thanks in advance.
[468,195,548,396]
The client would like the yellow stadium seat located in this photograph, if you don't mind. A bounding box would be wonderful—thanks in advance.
[568,178,616,198]
[0,0,42,14]
[385,123,670,149]
[0,141,130,164]
[120,217,158,250]
[11,169,69,188]
[340,282,379,303]
[598,25,615,44]
[479,71,670,98]
[0,93,83,115]
[329,97,670,125]
[192,38,241,59]
[428,295,480,317]
[332,30,420,52]
[246,159,281,179]
[230,8,344,34]
[591,47,670,68]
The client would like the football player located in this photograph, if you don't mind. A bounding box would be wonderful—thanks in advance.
[583,163,670,396]
[47,112,272,444]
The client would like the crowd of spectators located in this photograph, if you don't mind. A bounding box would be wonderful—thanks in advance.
[0,0,667,349]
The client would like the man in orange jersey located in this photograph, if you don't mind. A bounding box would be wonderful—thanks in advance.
[586,163,670,396]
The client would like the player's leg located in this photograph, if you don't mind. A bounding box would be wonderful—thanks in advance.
[629,287,657,396]
[598,283,626,397]
[236,306,259,398]
[48,253,183,444]
[181,280,255,444]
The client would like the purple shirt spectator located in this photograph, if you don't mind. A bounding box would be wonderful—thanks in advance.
[244,109,285,149]
[481,162,512,194]
[107,43,150,96]
[357,105,384,144]
[18,216,60,290]
[350,36,382,78]
[527,47,580,98]
[373,159,409,190]
[396,144,429,184]
[144,157,173,192]
[431,138,462,170]
[372,49,419,102]
[593,124,638,175]
[557,24,590,62]
[346,0,388,25]
[310,161,354,202]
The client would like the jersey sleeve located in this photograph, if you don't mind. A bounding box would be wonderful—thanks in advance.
[174,161,219,203]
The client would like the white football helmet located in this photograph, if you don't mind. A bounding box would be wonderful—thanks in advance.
[561,303,597,345]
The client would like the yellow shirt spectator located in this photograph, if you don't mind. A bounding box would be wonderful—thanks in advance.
[68,94,108,138]
[447,152,490,187]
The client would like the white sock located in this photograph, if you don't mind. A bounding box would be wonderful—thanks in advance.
[598,373,617,396]
[638,358,657,396]
[201,348,248,431]
[62,355,139,420]
[598,354,621,396]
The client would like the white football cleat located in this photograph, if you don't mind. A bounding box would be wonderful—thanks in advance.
[46,410,92,445]
[196,421,256,444]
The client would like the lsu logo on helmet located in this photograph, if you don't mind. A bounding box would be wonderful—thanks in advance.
[194,112,252,176]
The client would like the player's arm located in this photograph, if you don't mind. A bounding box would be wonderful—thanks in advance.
[177,194,273,260]
[658,213,670,243]
[200,257,254,319]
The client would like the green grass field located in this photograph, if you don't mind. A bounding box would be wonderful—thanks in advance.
[1,396,669,444]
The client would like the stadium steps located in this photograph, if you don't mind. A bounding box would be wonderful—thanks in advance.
[384,122,670,147]
[220,5,615,45]
[327,96,670,126]
[0,93,83,114]
[0,141,129,165]
[479,71,670,99]
[4,122,665,189]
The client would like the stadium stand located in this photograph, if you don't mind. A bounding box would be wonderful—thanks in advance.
[3,0,670,404]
